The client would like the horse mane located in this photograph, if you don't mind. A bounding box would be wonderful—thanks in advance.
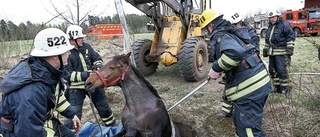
[114,55,161,99]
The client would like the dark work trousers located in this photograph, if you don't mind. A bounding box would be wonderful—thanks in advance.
[268,55,291,93]
[233,95,269,137]
[50,117,76,137]
[64,88,113,128]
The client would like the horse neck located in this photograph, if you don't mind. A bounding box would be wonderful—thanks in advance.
[119,67,156,100]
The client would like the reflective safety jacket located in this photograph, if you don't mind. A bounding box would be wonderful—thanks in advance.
[265,17,296,56]
[209,19,272,101]
[64,42,103,89]
[0,57,76,137]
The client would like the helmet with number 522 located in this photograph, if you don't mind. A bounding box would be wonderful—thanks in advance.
[30,28,74,57]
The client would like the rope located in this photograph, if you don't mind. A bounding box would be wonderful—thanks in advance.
[290,72,320,75]
[88,92,103,137]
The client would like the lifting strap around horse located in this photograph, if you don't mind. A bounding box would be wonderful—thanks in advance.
[170,118,176,137]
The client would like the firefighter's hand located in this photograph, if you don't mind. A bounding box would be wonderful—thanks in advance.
[72,115,81,132]
[208,68,221,80]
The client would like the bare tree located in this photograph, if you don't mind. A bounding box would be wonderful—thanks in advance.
[46,0,103,25]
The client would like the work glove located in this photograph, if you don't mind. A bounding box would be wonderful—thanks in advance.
[286,45,294,56]
[82,71,92,80]
[262,44,270,57]
[208,68,221,80]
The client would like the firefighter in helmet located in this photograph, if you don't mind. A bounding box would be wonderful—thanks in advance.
[200,9,272,137]
[263,10,295,98]
[63,25,116,129]
[216,12,263,118]
[226,12,260,54]
[0,28,81,137]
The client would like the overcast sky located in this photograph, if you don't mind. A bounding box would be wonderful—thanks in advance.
[0,0,304,25]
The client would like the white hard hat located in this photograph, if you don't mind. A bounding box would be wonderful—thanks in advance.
[225,12,243,24]
[30,28,74,57]
[66,25,86,39]
[268,10,282,18]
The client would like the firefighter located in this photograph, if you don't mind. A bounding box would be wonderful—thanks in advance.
[263,10,296,98]
[63,25,116,129]
[226,12,260,54]
[200,9,272,137]
[217,12,264,118]
[0,28,81,137]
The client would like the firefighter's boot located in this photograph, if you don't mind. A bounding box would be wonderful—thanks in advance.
[285,91,292,99]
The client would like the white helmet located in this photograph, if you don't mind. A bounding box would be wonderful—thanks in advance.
[66,25,86,39]
[268,10,282,18]
[30,28,74,57]
[225,12,243,24]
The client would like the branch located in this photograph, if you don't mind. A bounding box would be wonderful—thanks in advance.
[49,0,73,24]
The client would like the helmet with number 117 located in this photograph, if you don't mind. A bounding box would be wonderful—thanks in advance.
[199,9,223,28]
[66,25,86,40]
[30,28,74,57]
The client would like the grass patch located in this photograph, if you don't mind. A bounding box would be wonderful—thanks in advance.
[132,33,154,40]
[0,40,32,69]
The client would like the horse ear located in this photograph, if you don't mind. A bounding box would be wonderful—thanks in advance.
[125,52,131,58]
[121,52,131,64]
[122,52,131,63]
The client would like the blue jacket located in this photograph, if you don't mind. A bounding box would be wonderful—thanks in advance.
[64,42,103,89]
[265,17,295,47]
[0,56,76,137]
[209,18,272,101]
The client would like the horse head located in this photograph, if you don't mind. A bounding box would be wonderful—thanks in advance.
[85,52,131,92]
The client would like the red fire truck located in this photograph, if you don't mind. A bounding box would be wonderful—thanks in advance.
[282,6,320,36]
[86,24,124,40]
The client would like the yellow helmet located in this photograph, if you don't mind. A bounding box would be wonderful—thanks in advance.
[200,9,223,28]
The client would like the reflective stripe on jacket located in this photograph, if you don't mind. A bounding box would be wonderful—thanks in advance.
[225,70,270,101]
[65,42,103,89]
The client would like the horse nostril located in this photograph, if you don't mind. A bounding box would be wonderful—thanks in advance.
[85,82,92,87]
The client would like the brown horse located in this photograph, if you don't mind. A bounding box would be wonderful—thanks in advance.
[85,52,196,137]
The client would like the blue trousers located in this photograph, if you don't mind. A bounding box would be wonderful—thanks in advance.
[269,55,291,92]
[233,95,268,137]
[64,88,113,128]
